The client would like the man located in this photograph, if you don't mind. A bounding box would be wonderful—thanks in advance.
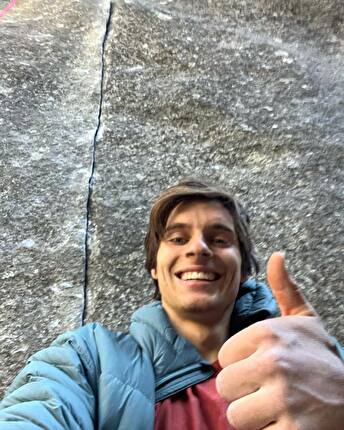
[0,178,343,429]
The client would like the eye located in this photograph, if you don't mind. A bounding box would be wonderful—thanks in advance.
[169,236,187,245]
[212,237,231,246]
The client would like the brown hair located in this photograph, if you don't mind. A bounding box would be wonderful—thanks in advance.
[145,177,259,299]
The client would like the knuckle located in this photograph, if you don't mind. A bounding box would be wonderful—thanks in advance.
[281,417,300,430]
[266,348,284,367]
[226,402,239,429]
[273,378,289,405]
[226,401,252,430]
[258,320,282,344]
[217,342,229,366]
[260,347,292,381]
[215,370,227,398]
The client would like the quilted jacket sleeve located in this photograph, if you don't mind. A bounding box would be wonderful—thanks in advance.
[0,325,99,429]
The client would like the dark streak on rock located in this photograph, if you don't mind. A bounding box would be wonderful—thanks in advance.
[82,1,114,326]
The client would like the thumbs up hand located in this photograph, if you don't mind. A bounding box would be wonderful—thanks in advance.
[216,252,344,430]
[266,252,315,317]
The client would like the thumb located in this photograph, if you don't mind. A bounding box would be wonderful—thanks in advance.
[267,252,316,317]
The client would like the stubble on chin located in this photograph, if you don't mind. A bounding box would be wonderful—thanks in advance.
[178,296,235,322]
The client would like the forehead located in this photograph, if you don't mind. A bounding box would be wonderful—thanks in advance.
[166,199,235,228]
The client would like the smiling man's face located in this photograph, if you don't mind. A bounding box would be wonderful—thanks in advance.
[151,200,242,323]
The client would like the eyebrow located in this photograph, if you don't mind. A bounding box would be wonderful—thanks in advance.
[164,223,189,233]
[164,222,235,235]
[208,223,236,235]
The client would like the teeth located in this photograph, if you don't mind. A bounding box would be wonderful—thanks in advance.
[180,272,216,281]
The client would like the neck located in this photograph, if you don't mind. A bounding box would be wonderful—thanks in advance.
[162,304,233,362]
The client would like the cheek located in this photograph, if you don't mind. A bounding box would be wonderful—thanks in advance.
[151,247,170,279]
[223,252,242,277]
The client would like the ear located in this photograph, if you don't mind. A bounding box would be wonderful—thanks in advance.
[151,268,158,279]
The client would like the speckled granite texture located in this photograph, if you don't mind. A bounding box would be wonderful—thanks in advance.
[0,0,110,395]
[0,0,343,397]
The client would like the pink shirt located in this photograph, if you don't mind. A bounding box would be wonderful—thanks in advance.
[154,361,235,430]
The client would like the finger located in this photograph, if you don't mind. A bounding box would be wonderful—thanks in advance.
[267,252,316,317]
[262,421,291,430]
[218,322,268,367]
[216,353,262,402]
[226,386,280,430]
[260,415,298,430]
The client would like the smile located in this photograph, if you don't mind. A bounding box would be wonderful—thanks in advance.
[176,271,220,281]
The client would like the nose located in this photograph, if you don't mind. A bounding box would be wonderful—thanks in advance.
[185,234,213,258]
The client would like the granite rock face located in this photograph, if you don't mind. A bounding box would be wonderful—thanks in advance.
[0,0,110,396]
[0,0,343,398]
[85,0,343,334]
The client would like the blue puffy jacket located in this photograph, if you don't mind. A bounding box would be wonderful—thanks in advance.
[0,280,341,429]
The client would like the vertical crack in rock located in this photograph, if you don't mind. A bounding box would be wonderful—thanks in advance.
[81,1,114,326]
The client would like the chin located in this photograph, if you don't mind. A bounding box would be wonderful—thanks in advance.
[182,298,228,315]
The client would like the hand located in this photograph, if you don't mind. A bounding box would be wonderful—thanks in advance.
[216,252,344,430]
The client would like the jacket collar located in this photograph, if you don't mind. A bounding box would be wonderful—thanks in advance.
[129,279,279,383]
[129,301,211,401]
[229,279,279,335]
